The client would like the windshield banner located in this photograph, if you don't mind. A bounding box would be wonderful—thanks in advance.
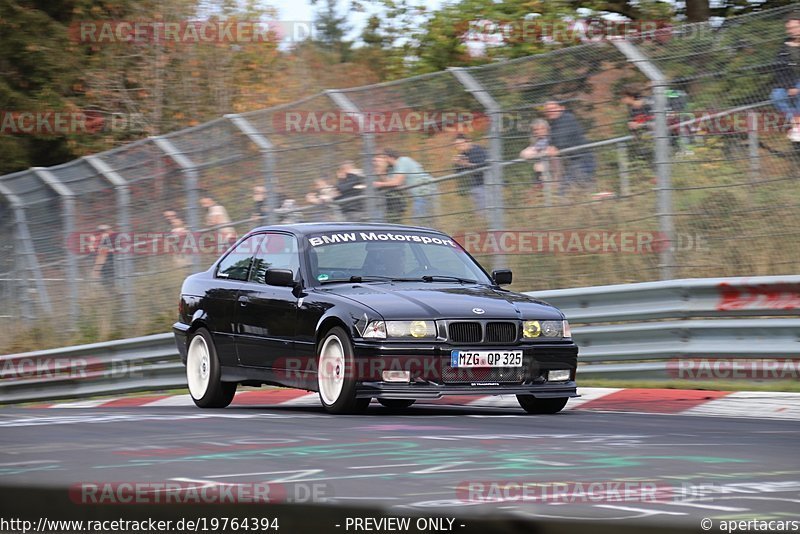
[308,231,458,248]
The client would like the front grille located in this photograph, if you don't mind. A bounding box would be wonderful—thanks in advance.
[441,366,525,384]
[447,321,518,344]
[485,322,517,343]
[448,322,482,343]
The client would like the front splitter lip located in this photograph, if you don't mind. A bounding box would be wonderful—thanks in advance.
[355,380,578,400]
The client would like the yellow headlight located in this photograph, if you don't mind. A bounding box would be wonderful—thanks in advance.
[409,320,431,338]
[523,320,541,338]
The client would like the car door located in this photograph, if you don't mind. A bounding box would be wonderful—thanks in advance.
[235,232,301,368]
[207,233,264,366]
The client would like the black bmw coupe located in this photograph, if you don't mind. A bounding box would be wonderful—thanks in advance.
[173,223,578,414]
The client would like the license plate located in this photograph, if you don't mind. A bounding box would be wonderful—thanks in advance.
[450,350,523,368]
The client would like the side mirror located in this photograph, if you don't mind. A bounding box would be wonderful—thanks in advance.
[492,269,513,286]
[265,268,295,287]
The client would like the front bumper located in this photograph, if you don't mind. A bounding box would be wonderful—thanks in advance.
[351,340,578,399]
[356,380,578,400]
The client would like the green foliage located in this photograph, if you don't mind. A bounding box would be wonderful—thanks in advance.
[311,0,353,62]
[0,0,287,173]
[0,1,84,173]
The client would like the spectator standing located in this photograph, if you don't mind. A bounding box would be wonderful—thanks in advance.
[371,153,394,221]
[771,11,800,142]
[90,224,115,284]
[164,210,190,268]
[453,133,489,212]
[200,196,237,251]
[305,178,343,221]
[334,161,366,220]
[274,195,303,224]
[620,84,654,160]
[543,100,596,192]
[375,148,438,221]
[252,185,293,224]
[520,119,561,189]
[621,85,654,134]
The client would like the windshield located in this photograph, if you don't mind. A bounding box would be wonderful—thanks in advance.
[306,231,491,285]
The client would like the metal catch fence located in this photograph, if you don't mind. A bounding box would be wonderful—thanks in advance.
[0,5,798,351]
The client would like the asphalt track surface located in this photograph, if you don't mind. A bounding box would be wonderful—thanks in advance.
[1,400,799,526]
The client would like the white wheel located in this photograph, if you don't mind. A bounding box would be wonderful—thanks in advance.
[187,334,211,400]
[318,335,346,405]
[316,327,369,414]
[185,328,236,408]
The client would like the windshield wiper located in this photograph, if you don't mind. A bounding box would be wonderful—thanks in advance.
[420,275,478,284]
[321,275,478,284]
[349,275,392,283]
[320,275,414,284]
[352,275,427,283]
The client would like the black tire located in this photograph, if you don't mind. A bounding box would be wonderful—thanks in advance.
[186,328,237,408]
[377,399,415,409]
[516,395,569,414]
[316,326,369,414]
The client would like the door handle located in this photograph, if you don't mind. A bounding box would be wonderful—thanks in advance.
[238,295,250,306]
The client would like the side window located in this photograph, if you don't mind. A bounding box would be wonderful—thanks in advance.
[250,233,300,284]
[216,234,262,281]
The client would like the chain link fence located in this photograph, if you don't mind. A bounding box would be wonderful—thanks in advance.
[1,5,798,352]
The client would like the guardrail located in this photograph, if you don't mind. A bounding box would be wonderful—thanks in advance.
[532,275,800,379]
[1,275,798,403]
[0,333,182,404]
[531,276,800,322]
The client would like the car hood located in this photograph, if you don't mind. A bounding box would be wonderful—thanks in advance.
[322,282,563,320]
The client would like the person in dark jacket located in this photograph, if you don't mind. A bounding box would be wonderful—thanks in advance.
[334,161,366,220]
[452,133,488,211]
[543,100,596,192]
[770,11,800,142]
[621,84,655,160]
[621,85,654,134]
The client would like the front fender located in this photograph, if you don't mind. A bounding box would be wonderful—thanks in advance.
[315,309,377,343]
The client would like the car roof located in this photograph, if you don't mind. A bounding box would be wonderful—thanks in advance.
[248,222,447,236]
